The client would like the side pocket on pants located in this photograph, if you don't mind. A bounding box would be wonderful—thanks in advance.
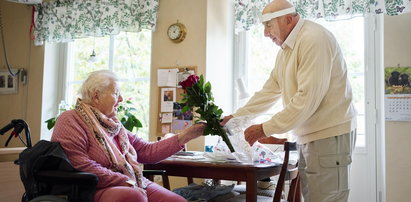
[318,154,351,194]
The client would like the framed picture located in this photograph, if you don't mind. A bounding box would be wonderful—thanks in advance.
[0,69,18,94]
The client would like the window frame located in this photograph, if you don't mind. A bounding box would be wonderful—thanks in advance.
[57,33,152,139]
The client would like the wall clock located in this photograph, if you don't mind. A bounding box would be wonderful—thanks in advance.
[167,21,187,43]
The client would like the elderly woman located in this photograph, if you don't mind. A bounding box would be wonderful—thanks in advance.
[51,70,205,202]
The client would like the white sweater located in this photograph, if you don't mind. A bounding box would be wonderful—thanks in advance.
[233,19,356,144]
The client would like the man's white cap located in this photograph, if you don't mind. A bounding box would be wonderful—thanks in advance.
[261,7,296,22]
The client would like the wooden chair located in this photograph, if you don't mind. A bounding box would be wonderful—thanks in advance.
[273,141,300,202]
[224,141,301,202]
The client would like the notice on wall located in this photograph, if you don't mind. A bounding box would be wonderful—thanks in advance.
[161,112,173,123]
[161,124,171,134]
[157,69,178,87]
[384,67,411,121]
[160,88,176,112]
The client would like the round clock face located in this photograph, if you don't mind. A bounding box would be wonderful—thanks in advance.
[167,23,186,43]
[168,25,181,40]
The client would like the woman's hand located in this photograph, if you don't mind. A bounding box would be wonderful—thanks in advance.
[177,123,206,145]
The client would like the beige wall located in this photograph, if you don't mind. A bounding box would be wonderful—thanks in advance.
[150,0,207,151]
[0,1,44,154]
[384,12,411,202]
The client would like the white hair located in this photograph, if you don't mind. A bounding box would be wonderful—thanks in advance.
[79,70,118,104]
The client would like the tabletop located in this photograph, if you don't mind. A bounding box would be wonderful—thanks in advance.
[144,151,284,202]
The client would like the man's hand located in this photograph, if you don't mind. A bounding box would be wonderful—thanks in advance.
[244,124,266,145]
[220,115,233,126]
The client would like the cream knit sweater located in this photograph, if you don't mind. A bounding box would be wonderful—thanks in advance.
[233,19,356,144]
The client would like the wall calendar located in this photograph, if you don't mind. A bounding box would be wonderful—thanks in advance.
[384,66,411,121]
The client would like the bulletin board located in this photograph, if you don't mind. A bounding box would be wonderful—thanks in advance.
[156,66,197,137]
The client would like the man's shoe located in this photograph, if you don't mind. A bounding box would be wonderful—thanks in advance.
[257,180,276,190]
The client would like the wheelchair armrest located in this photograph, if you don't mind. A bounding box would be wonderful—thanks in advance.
[35,170,98,186]
[142,169,167,177]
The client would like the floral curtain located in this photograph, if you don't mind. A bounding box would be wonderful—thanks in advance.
[235,0,411,33]
[33,0,159,45]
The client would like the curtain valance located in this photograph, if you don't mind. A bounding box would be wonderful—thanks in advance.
[33,0,159,45]
[235,0,411,33]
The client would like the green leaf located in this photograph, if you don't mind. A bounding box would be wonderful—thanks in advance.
[181,105,190,113]
[124,118,134,131]
[204,127,212,136]
[117,105,125,111]
[216,108,223,117]
[45,117,56,130]
[134,117,143,128]
[204,82,211,93]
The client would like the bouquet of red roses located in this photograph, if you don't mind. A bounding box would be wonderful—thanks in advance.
[180,74,235,152]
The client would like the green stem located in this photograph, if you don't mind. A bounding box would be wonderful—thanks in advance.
[219,128,235,153]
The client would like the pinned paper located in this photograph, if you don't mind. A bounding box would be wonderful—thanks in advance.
[160,88,176,112]
[161,124,171,134]
[161,112,173,123]
[157,69,178,87]
[172,120,193,134]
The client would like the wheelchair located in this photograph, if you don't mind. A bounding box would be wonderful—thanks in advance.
[1,119,98,202]
[1,119,169,202]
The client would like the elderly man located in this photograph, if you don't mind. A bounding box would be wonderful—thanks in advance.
[222,0,357,201]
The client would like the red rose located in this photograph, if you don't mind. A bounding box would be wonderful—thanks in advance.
[180,75,199,89]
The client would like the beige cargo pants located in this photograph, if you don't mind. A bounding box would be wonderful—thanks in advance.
[298,130,356,202]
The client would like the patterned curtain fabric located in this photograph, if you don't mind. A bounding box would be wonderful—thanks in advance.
[33,0,159,45]
[235,0,411,33]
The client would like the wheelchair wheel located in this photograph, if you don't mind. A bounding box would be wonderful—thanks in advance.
[28,195,69,202]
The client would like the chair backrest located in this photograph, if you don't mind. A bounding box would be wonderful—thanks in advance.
[18,140,98,202]
[18,140,75,200]
[273,141,300,202]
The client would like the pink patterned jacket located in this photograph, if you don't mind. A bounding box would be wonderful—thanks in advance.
[51,110,183,189]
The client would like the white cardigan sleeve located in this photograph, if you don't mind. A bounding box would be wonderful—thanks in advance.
[262,32,335,135]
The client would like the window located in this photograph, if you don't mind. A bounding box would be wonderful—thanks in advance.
[314,18,366,147]
[239,17,367,147]
[63,31,152,139]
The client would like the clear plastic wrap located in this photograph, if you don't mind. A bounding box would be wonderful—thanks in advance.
[203,116,282,164]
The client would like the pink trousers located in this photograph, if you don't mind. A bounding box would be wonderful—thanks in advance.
[94,180,187,202]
